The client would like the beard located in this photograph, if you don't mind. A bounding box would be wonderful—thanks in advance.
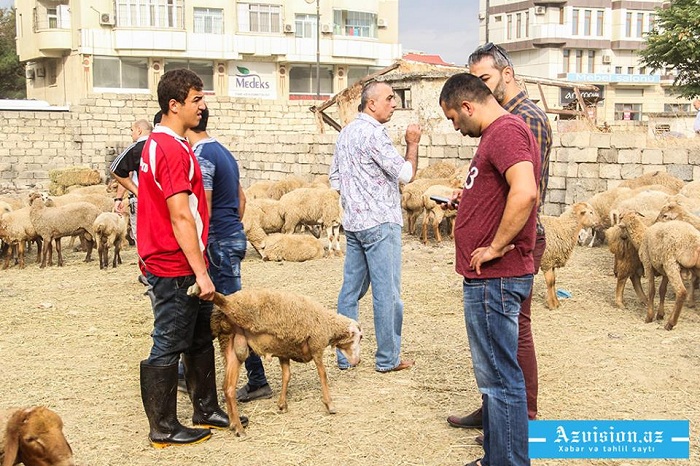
[492,77,506,104]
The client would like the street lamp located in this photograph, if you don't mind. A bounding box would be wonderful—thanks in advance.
[305,0,320,99]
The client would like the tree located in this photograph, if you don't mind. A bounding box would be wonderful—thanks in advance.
[639,0,700,98]
[0,7,26,99]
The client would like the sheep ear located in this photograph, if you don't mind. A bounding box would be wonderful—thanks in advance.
[3,409,30,466]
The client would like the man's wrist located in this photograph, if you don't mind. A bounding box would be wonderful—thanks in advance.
[114,198,122,202]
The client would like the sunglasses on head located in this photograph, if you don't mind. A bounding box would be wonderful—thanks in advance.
[475,42,512,66]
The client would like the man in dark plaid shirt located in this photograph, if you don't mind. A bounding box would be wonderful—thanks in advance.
[447,42,553,443]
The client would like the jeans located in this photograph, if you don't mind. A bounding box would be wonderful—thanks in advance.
[145,273,215,366]
[518,233,546,420]
[464,275,532,466]
[206,230,266,387]
[336,222,404,371]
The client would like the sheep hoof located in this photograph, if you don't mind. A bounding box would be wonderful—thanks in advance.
[277,404,288,414]
[644,317,653,323]
[326,404,336,414]
[664,322,675,331]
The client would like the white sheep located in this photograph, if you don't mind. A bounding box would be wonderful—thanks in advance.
[93,212,128,269]
[279,187,343,256]
[244,180,274,200]
[0,207,42,269]
[420,184,458,244]
[242,198,285,255]
[260,233,325,262]
[637,220,700,330]
[401,177,460,236]
[608,187,672,226]
[266,176,307,200]
[0,406,75,466]
[189,285,362,437]
[29,194,101,268]
[618,171,684,192]
[415,161,457,180]
[540,202,600,309]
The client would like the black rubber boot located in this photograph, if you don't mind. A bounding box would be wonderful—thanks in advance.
[184,346,248,429]
[140,360,212,448]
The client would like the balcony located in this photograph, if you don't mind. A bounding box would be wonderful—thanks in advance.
[35,28,72,53]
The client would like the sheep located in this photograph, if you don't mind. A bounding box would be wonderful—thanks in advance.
[401,177,460,235]
[29,194,101,268]
[420,184,458,244]
[605,224,647,309]
[310,174,331,188]
[0,406,75,466]
[637,220,700,330]
[266,176,307,200]
[278,187,343,256]
[656,200,700,228]
[678,180,700,200]
[618,171,684,192]
[93,212,128,269]
[245,180,274,200]
[540,202,599,309]
[259,233,325,262]
[188,285,362,437]
[608,188,672,226]
[0,207,42,269]
[415,161,457,180]
[242,198,285,255]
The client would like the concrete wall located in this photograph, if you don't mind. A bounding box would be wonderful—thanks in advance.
[1,94,698,216]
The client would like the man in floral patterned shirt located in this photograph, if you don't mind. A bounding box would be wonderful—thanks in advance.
[329,81,421,373]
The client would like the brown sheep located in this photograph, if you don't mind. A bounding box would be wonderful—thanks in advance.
[190,285,362,437]
[0,406,74,466]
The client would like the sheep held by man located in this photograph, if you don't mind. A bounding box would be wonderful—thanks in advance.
[0,406,75,466]
[190,285,362,437]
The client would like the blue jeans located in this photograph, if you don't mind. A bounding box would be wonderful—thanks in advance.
[463,275,532,466]
[336,222,404,371]
[206,231,266,387]
[145,273,215,366]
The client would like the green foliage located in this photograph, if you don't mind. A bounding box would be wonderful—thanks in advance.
[639,0,700,98]
[0,7,25,99]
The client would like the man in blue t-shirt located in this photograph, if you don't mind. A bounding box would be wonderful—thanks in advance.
[187,108,273,403]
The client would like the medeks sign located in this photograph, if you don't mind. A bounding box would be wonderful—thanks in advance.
[229,62,277,99]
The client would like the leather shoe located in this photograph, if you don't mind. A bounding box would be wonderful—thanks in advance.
[447,406,483,429]
[236,383,273,402]
[381,359,414,372]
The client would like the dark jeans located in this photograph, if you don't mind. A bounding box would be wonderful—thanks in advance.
[145,272,214,366]
[207,231,266,387]
[518,233,546,420]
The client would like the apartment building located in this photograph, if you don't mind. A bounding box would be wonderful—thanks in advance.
[15,0,400,106]
[478,0,692,126]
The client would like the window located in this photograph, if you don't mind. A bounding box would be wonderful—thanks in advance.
[525,11,529,37]
[516,13,521,39]
[614,103,642,121]
[295,14,317,39]
[47,59,58,86]
[394,88,412,109]
[584,10,591,35]
[507,14,512,39]
[93,56,148,90]
[116,0,184,28]
[193,8,223,34]
[47,8,58,28]
[164,60,214,91]
[559,7,564,24]
[347,66,383,85]
[639,66,646,74]
[596,11,604,36]
[572,9,579,35]
[625,12,632,37]
[648,14,655,32]
[636,12,643,37]
[587,50,595,73]
[615,66,622,74]
[237,3,281,33]
[333,10,377,38]
[289,65,333,95]
[664,103,690,113]
[628,66,634,74]
[575,50,583,73]
[563,50,570,73]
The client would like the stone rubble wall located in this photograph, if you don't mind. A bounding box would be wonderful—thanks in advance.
[1,95,698,215]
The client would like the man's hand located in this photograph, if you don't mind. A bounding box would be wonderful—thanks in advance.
[405,124,422,144]
[113,199,125,214]
[469,244,515,275]
[195,274,216,301]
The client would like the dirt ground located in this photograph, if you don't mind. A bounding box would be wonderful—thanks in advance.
[1,234,699,466]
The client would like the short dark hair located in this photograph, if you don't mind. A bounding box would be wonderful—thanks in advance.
[439,72,493,110]
[157,69,203,115]
[467,42,513,72]
[153,111,162,126]
[190,107,209,133]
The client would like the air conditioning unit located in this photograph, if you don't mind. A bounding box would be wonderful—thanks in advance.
[283,23,294,33]
[602,55,612,64]
[25,68,35,80]
[534,6,546,15]
[321,24,332,34]
[377,18,388,28]
[478,12,485,20]
[99,13,115,26]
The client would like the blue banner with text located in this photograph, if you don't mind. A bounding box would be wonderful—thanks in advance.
[529,420,689,459]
